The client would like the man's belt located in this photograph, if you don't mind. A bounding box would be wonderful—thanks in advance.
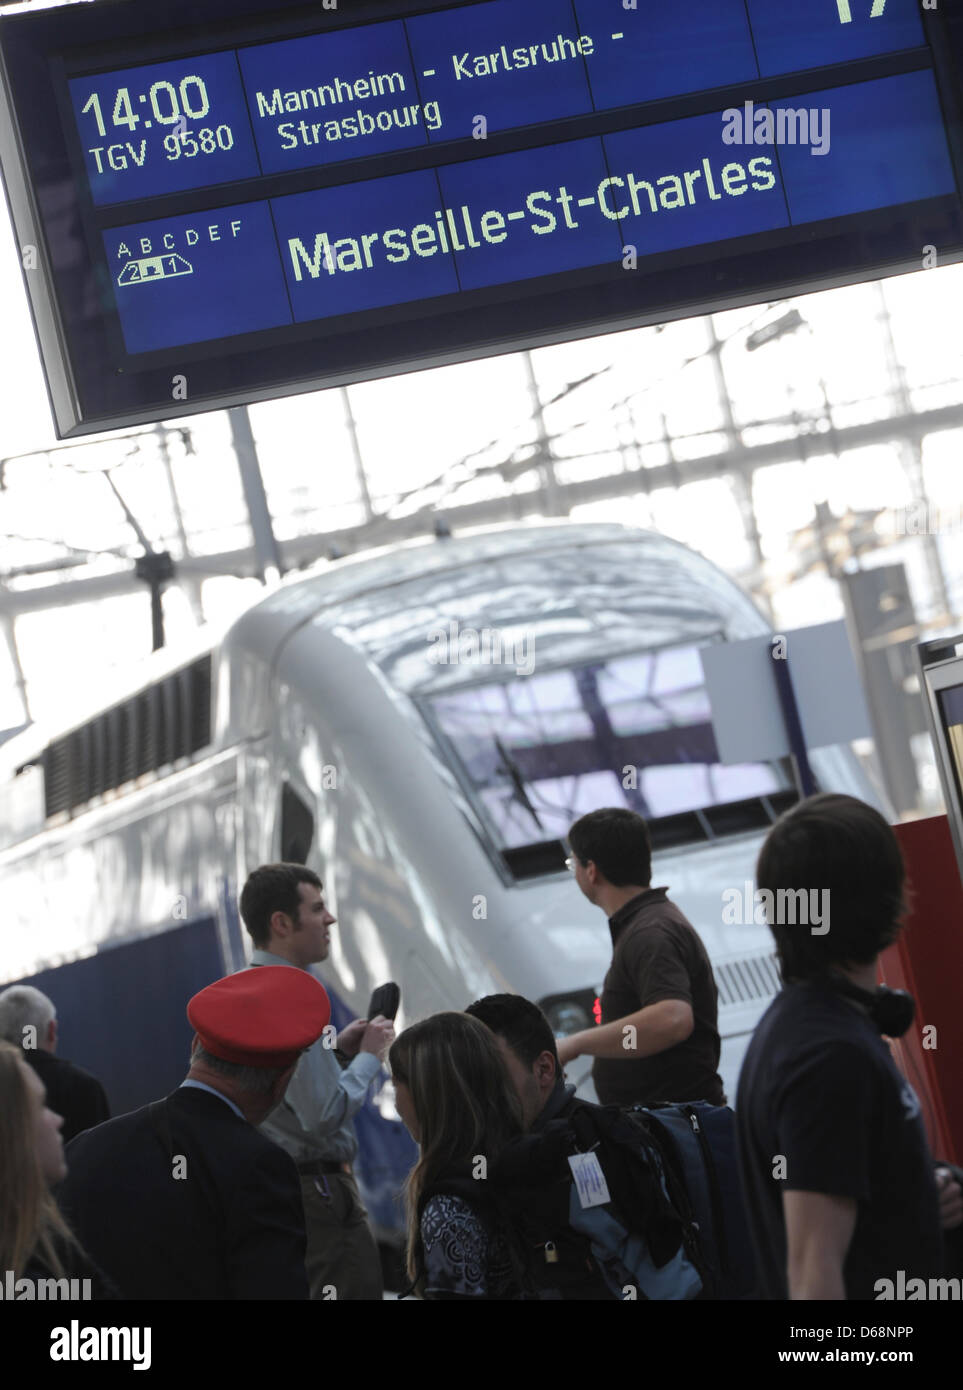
[297,1158,352,1177]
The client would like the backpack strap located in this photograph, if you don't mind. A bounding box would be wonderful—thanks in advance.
[567,1101,604,1154]
[681,1105,730,1280]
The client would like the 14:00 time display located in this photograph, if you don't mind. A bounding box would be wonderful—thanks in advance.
[77,75,236,167]
[79,75,212,131]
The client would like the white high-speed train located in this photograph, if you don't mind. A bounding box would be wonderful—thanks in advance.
[0,521,877,1237]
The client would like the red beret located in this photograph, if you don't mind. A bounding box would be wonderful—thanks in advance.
[187,966,331,1068]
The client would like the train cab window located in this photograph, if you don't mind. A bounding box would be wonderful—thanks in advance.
[421,642,796,873]
[280,784,314,864]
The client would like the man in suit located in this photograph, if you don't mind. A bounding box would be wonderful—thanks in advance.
[58,965,331,1300]
[0,984,110,1142]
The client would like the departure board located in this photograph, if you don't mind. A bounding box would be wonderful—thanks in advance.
[1,0,962,437]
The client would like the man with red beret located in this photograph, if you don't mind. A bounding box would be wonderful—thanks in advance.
[58,965,330,1299]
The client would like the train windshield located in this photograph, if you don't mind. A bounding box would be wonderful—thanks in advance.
[423,642,792,858]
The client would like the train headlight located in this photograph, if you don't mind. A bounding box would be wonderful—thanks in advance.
[540,994,594,1038]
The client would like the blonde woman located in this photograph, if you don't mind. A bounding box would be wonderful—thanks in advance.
[0,1040,112,1293]
[389,1011,529,1300]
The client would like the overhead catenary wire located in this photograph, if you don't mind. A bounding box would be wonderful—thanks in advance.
[377,303,790,517]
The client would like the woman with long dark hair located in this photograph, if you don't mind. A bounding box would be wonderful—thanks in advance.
[0,1040,112,1293]
[389,1012,527,1299]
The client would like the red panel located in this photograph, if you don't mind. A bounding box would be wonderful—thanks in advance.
[883,815,963,1165]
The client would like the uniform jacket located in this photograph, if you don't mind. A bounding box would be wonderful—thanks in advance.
[59,1085,308,1300]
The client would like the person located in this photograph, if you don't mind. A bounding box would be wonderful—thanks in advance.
[736,793,945,1300]
[0,1040,114,1297]
[464,993,710,1300]
[556,807,725,1108]
[465,992,575,1130]
[0,985,110,1143]
[58,965,330,1299]
[465,992,631,1299]
[241,862,394,1301]
[388,1012,528,1299]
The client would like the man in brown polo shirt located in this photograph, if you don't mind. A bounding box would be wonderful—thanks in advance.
[556,807,725,1108]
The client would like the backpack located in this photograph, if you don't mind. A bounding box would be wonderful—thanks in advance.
[626,1102,759,1299]
[486,1101,706,1300]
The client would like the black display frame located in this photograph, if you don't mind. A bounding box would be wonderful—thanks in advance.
[2,0,963,438]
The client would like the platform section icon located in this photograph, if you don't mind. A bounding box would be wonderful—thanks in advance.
[118,253,194,287]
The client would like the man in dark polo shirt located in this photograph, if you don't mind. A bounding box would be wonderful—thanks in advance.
[555,807,725,1108]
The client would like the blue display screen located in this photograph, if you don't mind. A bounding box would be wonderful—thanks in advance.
[68,0,929,204]
[774,69,954,223]
[103,69,957,354]
[746,0,924,75]
[3,0,961,435]
[68,51,259,204]
[405,0,597,139]
[276,168,461,321]
[433,137,623,290]
[237,21,429,175]
[102,202,291,353]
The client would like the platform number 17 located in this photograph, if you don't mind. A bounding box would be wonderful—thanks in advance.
[836,0,887,20]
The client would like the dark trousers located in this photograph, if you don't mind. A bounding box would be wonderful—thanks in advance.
[300,1171,384,1301]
